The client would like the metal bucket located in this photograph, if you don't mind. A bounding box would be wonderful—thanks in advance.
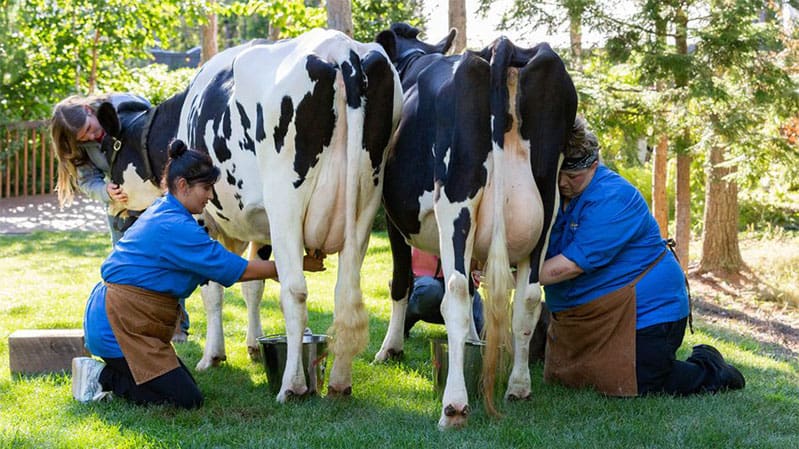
[431,338,484,400]
[257,334,328,395]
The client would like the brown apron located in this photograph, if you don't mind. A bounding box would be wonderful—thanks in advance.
[105,282,181,385]
[543,250,666,397]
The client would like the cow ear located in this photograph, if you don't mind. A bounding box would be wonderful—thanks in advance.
[376,30,397,61]
[438,29,457,55]
[96,102,121,138]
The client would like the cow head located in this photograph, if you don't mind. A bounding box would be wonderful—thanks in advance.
[95,101,164,217]
[376,23,456,64]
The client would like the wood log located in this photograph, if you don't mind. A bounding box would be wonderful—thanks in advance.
[9,329,89,376]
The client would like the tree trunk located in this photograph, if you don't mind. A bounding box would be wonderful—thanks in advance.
[201,2,218,65]
[449,0,467,53]
[268,22,281,41]
[568,9,583,71]
[673,5,691,271]
[327,0,353,37]
[698,145,744,273]
[652,134,669,238]
[674,152,692,271]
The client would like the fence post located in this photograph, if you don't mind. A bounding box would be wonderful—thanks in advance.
[0,128,4,199]
[24,128,29,197]
[4,129,9,198]
[14,130,19,197]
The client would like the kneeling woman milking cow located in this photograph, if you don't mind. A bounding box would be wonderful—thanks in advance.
[71,140,325,407]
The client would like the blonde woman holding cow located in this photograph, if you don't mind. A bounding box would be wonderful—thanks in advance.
[539,117,745,397]
[71,140,326,408]
[51,93,153,244]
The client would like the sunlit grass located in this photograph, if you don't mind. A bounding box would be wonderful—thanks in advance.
[1,231,798,449]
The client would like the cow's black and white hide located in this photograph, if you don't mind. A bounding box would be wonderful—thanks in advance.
[96,30,403,400]
[375,23,577,428]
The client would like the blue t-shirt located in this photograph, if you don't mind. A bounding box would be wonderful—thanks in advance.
[543,165,689,329]
[84,193,248,357]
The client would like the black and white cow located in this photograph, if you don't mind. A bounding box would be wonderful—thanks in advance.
[374,24,577,428]
[96,29,402,400]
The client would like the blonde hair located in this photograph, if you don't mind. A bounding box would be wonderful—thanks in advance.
[50,94,108,206]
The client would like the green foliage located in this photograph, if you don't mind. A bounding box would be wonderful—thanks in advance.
[689,9,799,188]
[1,0,205,123]
[572,54,654,166]
[216,0,422,43]
[217,1,326,38]
[352,0,424,42]
[479,0,595,38]
[104,65,196,105]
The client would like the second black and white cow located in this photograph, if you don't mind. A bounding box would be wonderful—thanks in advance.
[96,29,402,400]
[374,23,577,428]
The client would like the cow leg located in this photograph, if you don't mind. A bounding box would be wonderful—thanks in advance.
[242,243,267,361]
[276,272,310,401]
[375,220,412,362]
[438,270,473,429]
[241,279,265,361]
[505,259,540,400]
[327,195,376,395]
[376,296,408,361]
[197,281,227,371]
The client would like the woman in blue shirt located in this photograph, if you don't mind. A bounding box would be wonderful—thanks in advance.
[539,117,744,396]
[71,140,325,408]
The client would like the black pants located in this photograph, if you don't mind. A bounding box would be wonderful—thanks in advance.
[637,317,726,395]
[99,356,203,409]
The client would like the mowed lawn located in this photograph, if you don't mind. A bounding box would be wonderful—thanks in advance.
[0,231,797,449]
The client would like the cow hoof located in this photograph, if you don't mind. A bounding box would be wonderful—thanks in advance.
[284,390,304,401]
[506,392,531,401]
[278,386,309,403]
[438,404,470,429]
[326,385,352,397]
[195,355,226,371]
[374,347,400,363]
[247,345,262,362]
[374,348,404,364]
[387,348,404,360]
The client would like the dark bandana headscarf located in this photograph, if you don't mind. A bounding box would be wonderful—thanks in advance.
[561,149,598,171]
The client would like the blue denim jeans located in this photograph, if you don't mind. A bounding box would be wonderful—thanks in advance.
[404,276,484,336]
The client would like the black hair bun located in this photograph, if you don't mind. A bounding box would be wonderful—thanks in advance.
[168,139,188,159]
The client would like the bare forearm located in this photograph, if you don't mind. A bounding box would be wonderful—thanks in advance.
[239,259,278,282]
[237,253,326,282]
[540,254,584,286]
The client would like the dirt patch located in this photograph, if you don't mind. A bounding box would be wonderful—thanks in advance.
[687,236,799,361]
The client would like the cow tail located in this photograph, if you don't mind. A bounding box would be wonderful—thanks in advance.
[328,52,369,361]
[481,38,515,417]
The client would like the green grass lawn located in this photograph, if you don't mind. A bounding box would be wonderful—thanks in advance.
[1,231,797,449]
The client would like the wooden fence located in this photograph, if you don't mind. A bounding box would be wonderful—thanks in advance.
[0,120,56,199]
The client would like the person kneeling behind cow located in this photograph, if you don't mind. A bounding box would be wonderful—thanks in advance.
[72,139,326,408]
[539,117,745,396]
[404,248,485,338]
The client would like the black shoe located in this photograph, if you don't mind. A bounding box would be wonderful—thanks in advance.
[688,344,745,393]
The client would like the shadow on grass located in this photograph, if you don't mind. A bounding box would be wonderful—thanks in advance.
[0,231,108,258]
[694,297,799,361]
